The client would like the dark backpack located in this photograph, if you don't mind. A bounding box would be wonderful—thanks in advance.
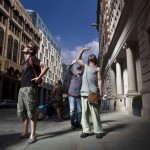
[29,57,42,84]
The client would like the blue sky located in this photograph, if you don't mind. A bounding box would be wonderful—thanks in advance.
[20,0,99,64]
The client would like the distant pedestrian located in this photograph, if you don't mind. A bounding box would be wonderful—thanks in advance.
[102,92,108,110]
[76,47,104,139]
[17,41,49,144]
[52,80,64,121]
[67,59,83,129]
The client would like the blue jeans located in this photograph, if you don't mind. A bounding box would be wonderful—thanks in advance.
[102,100,107,110]
[69,96,81,126]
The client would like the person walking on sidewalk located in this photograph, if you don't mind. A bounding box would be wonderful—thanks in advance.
[67,59,83,129]
[102,92,108,110]
[52,80,64,122]
[17,41,49,144]
[76,47,104,139]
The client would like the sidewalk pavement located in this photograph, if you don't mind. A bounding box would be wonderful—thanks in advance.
[0,109,150,150]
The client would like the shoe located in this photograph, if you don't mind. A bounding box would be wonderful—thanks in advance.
[55,118,63,122]
[80,132,89,138]
[96,133,103,139]
[76,124,82,129]
[20,134,29,138]
[26,138,37,144]
[71,125,76,130]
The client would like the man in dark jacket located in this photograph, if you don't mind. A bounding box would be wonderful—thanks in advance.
[67,59,83,129]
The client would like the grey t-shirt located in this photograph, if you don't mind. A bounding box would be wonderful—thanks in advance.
[81,65,98,93]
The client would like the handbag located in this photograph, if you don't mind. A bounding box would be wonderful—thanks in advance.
[85,66,99,104]
[88,91,99,104]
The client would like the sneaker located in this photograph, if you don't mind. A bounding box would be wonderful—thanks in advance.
[96,133,103,139]
[55,118,63,122]
[80,132,89,138]
[76,124,82,129]
[71,125,76,130]
[20,134,29,138]
[26,138,37,144]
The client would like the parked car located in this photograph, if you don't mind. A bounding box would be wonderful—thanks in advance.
[0,99,17,108]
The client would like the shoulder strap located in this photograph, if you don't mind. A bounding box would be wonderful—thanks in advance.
[29,56,38,77]
[85,65,90,91]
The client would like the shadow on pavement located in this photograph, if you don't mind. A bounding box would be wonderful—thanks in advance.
[0,132,22,149]
[103,124,128,136]
[101,120,116,123]
[37,128,77,140]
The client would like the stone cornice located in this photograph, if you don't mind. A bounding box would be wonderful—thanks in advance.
[125,92,141,97]
[141,88,150,94]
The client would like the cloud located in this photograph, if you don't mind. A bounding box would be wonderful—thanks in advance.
[61,39,99,65]
[55,35,61,43]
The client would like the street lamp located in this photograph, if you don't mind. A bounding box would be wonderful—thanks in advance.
[90,23,99,27]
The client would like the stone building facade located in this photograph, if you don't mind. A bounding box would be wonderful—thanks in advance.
[97,0,150,119]
[0,0,40,102]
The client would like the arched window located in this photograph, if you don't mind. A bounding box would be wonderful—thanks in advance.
[4,0,10,12]
[9,67,14,76]
[7,35,13,59]
[20,45,24,65]
[14,69,20,78]
[0,0,3,5]
[13,40,18,63]
[0,28,4,55]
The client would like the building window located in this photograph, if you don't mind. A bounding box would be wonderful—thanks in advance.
[20,45,24,65]
[0,13,2,22]
[0,28,4,55]
[51,39,53,46]
[0,0,3,5]
[18,16,23,26]
[4,0,10,12]
[51,55,54,63]
[0,12,7,25]
[40,53,43,61]
[13,40,18,63]
[13,11,18,21]
[42,45,44,53]
[7,35,13,60]
[45,49,48,57]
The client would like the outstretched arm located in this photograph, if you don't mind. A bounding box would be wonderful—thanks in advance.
[31,62,49,83]
[66,59,77,75]
[76,47,91,67]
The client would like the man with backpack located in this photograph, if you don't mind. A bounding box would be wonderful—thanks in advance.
[17,41,49,144]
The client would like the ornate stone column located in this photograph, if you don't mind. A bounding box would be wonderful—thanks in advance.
[116,61,123,95]
[124,42,138,114]
[110,67,117,110]
[111,67,117,96]
[115,60,125,111]
[126,43,136,93]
